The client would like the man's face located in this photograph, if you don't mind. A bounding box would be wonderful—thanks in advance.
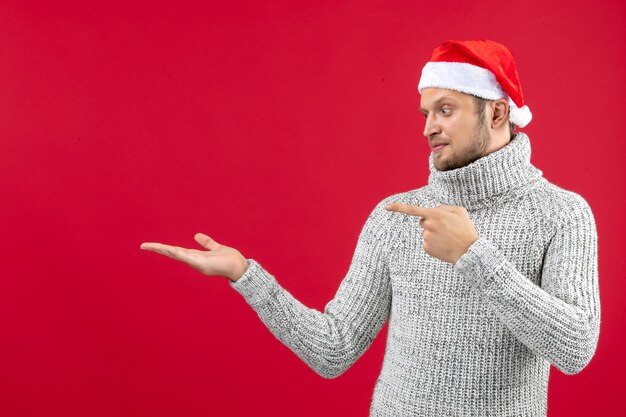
[419,88,491,171]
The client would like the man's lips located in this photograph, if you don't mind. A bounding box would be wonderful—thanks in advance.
[432,143,448,152]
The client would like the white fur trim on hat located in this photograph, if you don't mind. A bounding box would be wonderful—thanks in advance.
[418,61,532,128]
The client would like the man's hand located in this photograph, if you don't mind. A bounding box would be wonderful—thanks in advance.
[384,203,478,264]
[140,233,250,282]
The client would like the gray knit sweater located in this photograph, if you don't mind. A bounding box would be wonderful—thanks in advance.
[230,132,601,416]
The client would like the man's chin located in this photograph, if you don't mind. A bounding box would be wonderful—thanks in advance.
[433,154,450,171]
[434,157,465,172]
[434,161,452,172]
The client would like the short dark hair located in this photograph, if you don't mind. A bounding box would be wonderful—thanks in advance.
[472,96,516,138]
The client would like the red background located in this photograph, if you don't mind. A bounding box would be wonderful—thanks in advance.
[2,1,625,416]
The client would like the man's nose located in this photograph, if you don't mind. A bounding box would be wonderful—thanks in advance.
[422,115,441,138]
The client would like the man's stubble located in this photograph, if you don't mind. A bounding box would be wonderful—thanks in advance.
[436,117,491,172]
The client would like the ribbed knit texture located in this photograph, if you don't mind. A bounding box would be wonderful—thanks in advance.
[231,132,601,417]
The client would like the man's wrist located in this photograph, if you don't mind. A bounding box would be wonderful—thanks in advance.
[454,235,479,264]
[229,258,250,282]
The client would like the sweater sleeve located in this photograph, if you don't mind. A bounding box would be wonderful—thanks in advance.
[454,197,601,375]
[229,201,394,379]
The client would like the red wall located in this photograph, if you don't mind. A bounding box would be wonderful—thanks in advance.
[2,1,625,416]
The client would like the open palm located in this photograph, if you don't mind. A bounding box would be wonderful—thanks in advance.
[140,233,249,282]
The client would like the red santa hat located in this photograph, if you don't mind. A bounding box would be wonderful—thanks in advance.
[417,39,532,128]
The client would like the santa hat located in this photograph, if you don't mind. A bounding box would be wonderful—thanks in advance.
[417,39,532,128]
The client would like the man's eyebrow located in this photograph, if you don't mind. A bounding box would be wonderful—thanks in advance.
[419,95,458,112]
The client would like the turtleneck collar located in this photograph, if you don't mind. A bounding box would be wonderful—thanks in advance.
[426,132,543,210]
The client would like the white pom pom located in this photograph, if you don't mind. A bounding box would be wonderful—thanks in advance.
[509,104,532,128]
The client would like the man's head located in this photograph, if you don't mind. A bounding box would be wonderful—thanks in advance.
[417,39,531,171]
[420,88,512,171]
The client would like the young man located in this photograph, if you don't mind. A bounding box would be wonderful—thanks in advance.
[141,39,600,416]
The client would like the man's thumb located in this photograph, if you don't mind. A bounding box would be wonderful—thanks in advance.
[194,233,221,250]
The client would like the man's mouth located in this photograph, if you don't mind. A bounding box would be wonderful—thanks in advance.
[433,144,448,152]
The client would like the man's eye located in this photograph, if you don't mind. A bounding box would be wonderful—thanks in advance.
[441,107,451,115]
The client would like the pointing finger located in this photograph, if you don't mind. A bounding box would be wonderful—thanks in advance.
[384,203,435,218]
[437,205,458,213]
